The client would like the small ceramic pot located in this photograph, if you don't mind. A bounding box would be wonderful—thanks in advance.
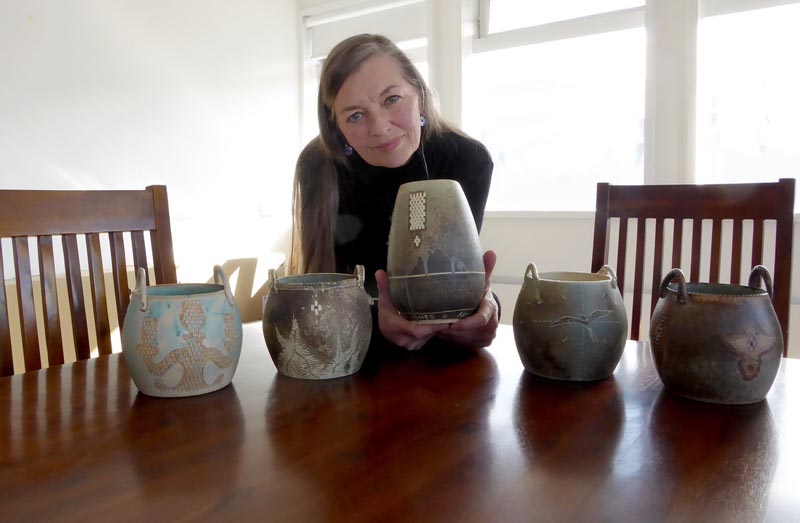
[513,263,628,381]
[263,266,372,380]
[122,266,242,397]
[387,179,485,323]
[650,266,783,404]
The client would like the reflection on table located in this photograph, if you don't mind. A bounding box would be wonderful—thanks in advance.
[1,323,798,522]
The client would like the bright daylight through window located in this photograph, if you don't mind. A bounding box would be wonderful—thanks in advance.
[696,2,800,208]
[464,2,645,211]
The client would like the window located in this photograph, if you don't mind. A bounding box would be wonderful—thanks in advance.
[696,2,800,198]
[465,2,645,211]
[486,0,644,33]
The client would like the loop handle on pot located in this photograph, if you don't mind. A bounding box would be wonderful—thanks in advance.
[268,268,278,293]
[659,268,688,304]
[597,265,619,289]
[523,262,543,304]
[355,265,365,288]
[748,265,774,301]
[133,267,148,312]
[214,265,236,307]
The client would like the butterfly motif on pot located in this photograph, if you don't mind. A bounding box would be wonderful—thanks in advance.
[722,329,778,381]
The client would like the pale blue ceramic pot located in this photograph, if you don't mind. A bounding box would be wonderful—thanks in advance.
[122,265,242,397]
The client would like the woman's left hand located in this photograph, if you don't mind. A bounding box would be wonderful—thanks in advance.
[435,250,500,349]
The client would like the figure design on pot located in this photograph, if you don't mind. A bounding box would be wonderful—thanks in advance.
[722,327,779,381]
[135,301,237,393]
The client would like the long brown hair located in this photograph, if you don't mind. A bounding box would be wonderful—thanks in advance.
[289,34,453,274]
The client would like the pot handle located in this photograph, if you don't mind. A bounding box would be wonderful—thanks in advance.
[133,267,148,312]
[596,264,619,289]
[213,265,236,308]
[268,268,278,293]
[659,268,688,304]
[355,265,365,288]
[523,262,543,304]
[747,265,774,301]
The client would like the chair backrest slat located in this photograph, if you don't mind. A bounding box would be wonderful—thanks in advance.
[671,219,683,269]
[710,218,722,283]
[690,219,702,281]
[62,233,91,361]
[592,178,795,356]
[12,237,41,371]
[752,218,764,267]
[0,185,176,375]
[730,219,743,282]
[650,218,665,320]
[131,231,149,286]
[86,233,112,356]
[0,247,13,376]
[631,218,647,340]
[616,218,629,294]
[37,235,64,367]
[109,231,130,328]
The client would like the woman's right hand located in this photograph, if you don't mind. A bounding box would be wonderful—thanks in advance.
[374,270,448,351]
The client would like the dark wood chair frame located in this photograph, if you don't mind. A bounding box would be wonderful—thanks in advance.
[591,178,795,355]
[0,185,177,375]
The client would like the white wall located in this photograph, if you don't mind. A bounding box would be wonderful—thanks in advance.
[0,0,300,286]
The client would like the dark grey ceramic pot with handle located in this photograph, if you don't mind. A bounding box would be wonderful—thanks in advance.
[650,265,783,404]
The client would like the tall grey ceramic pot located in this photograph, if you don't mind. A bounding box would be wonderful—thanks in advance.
[650,266,783,404]
[387,179,485,323]
[262,266,372,380]
[513,262,628,381]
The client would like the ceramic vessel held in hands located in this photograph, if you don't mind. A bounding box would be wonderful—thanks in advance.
[513,263,628,381]
[650,266,783,404]
[387,179,485,323]
[122,266,243,398]
[263,266,372,380]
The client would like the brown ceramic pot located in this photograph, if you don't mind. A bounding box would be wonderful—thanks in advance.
[513,262,628,381]
[387,179,485,323]
[650,266,783,404]
[262,266,372,380]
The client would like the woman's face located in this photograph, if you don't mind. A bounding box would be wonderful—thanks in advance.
[332,54,422,168]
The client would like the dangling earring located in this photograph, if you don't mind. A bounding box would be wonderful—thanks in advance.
[420,115,427,127]
[345,144,353,156]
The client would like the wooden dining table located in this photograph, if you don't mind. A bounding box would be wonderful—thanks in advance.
[1,322,798,522]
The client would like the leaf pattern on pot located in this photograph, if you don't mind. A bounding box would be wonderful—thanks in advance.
[274,316,363,379]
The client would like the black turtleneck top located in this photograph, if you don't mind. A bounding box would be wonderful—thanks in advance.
[334,131,493,297]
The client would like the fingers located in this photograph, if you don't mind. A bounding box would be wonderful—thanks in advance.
[448,289,499,332]
[376,269,446,351]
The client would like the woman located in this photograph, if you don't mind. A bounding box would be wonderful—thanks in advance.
[290,34,498,351]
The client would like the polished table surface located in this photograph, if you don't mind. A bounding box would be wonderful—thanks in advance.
[2,323,799,522]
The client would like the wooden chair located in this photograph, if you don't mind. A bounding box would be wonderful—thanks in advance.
[0,185,177,376]
[591,179,795,355]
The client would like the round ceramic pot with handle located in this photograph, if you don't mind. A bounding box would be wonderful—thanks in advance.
[262,265,372,380]
[387,179,485,323]
[122,265,243,398]
[650,265,783,404]
[513,262,628,381]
